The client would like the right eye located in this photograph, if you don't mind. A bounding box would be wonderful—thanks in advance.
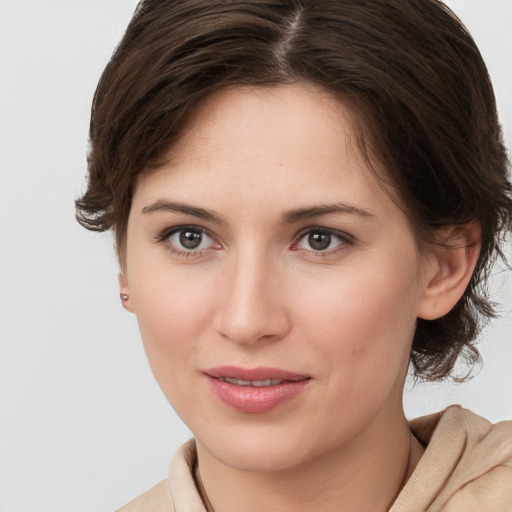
[160,226,220,255]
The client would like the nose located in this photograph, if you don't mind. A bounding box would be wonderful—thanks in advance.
[213,250,291,345]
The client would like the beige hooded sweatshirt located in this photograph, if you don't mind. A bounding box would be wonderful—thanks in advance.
[118,406,512,512]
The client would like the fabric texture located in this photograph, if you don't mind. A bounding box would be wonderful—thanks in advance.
[117,406,512,512]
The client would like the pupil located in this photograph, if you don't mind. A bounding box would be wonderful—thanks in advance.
[308,231,331,250]
[180,229,202,249]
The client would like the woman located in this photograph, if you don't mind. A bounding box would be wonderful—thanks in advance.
[76,0,512,510]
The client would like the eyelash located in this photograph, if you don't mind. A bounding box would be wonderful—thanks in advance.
[156,225,354,258]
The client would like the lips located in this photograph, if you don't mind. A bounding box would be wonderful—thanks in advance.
[220,377,285,387]
[204,366,311,414]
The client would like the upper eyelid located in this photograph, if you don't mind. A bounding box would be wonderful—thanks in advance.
[160,225,350,238]
[295,226,353,241]
[157,224,353,250]
[159,224,213,239]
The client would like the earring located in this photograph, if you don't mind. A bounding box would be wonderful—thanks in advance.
[120,293,129,302]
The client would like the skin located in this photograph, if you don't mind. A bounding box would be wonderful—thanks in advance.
[119,84,479,512]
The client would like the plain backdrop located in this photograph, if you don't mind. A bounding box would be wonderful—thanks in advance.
[0,1,510,511]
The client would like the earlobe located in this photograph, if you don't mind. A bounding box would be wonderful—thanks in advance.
[118,272,135,313]
[417,222,480,321]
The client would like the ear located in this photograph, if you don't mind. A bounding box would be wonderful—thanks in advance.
[417,222,481,321]
[118,272,135,313]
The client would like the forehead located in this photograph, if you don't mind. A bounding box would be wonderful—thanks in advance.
[132,84,405,230]
[176,84,357,163]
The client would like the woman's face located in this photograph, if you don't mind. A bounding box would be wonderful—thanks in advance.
[122,84,434,472]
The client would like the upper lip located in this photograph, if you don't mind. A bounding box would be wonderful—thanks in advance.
[204,366,310,382]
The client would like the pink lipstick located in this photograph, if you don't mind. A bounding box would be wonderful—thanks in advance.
[204,366,311,414]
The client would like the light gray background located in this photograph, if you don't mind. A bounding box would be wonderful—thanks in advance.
[0,1,510,511]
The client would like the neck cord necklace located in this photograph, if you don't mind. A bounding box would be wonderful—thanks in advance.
[387,432,415,510]
[195,464,215,512]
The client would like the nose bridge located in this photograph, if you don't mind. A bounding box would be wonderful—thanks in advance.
[214,245,288,344]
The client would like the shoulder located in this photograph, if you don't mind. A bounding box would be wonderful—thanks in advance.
[117,439,205,512]
[393,406,512,511]
[435,406,512,510]
[411,405,512,464]
[116,480,175,512]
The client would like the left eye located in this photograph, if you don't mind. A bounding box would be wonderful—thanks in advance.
[295,229,348,252]
[166,227,217,252]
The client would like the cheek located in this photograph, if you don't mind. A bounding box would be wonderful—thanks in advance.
[128,262,216,375]
[298,255,421,380]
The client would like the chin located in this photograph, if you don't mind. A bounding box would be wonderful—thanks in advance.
[195,422,331,474]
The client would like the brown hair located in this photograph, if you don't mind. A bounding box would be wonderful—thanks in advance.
[76,0,512,381]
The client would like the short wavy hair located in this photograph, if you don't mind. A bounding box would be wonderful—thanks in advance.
[76,0,512,381]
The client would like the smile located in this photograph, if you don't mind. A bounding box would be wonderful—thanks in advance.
[218,377,285,387]
[204,366,311,414]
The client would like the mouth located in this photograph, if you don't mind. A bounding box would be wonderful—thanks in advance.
[216,377,287,387]
[203,366,311,413]
[204,365,310,385]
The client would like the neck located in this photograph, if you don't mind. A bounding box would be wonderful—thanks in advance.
[195,408,424,512]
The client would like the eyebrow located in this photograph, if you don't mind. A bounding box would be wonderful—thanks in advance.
[280,204,376,224]
[141,200,375,225]
[141,200,226,224]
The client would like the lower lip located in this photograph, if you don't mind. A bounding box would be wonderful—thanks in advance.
[206,376,310,414]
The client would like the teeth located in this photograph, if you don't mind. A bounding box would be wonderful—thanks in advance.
[222,377,284,387]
